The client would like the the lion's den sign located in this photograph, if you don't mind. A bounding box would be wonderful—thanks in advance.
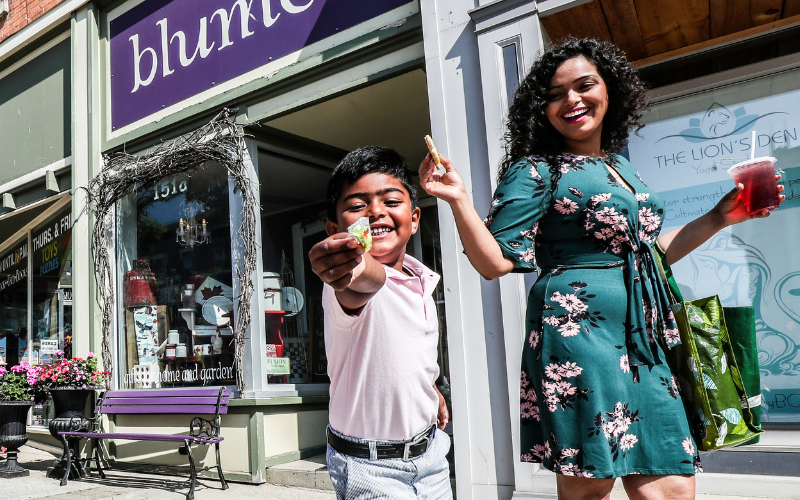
[109,0,409,129]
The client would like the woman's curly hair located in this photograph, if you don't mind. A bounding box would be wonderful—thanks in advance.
[499,38,649,197]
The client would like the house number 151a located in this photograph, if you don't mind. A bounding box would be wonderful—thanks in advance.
[153,179,188,200]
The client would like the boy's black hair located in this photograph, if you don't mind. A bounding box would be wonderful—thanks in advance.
[326,146,418,222]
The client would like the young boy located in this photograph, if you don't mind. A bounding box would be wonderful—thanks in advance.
[309,146,452,500]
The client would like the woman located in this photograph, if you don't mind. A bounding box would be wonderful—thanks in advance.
[419,38,784,500]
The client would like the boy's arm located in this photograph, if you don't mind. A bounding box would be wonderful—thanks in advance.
[309,233,386,314]
[334,252,385,313]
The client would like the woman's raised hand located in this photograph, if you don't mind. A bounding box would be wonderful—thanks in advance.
[711,174,785,227]
[418,152,467,204]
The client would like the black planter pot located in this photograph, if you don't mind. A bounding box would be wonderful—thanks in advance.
[0,401,35,478]
[46,388,94,481]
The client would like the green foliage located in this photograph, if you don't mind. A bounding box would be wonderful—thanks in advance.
[0,363,48,403]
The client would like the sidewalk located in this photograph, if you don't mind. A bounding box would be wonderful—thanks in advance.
[5,446,336,500]
[6,446,796,500]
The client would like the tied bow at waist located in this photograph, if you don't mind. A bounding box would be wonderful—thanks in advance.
[540,244,677,367]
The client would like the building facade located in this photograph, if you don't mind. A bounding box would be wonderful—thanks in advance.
[1,0,798,497]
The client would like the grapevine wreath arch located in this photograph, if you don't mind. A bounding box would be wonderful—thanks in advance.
[84,109,258,392]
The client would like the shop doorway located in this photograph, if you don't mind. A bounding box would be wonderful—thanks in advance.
[250,67,454,471]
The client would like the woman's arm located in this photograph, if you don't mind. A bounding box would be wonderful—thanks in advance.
[419,153,514,280]
[658,178,784,266]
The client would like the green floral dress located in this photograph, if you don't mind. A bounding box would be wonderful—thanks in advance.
[487,154,702,478]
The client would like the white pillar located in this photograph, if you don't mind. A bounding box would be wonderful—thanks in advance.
[71,3,103,364]
[421,1,518,498]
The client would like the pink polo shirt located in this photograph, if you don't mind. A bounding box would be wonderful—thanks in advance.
[323,254,441,441]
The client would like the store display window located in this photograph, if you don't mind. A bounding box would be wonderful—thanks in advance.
[0,238,28,368]
[29,207,73,426]
[117,162,236,388]
[255,149,450,392]
[31,207,74,363]
[258,149,332,385]
[628,67,800,422]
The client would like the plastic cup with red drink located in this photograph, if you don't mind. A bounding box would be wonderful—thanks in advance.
[727,156,780,214]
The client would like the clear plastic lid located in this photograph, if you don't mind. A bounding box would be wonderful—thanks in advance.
[727,156,776,174]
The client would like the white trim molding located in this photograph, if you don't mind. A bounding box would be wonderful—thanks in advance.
[0,0,88,65]
[0,156,72,193]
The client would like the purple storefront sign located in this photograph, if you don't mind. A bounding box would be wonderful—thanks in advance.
[110,0,410,129]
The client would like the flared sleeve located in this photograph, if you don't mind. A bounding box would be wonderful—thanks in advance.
[485,157,553,272]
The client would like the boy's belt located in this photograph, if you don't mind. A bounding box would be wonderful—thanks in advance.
[326,425,435,461]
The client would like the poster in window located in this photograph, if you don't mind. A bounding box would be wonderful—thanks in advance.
[628,77,800,422]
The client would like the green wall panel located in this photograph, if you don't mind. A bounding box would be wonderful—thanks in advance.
[0,38,71,186]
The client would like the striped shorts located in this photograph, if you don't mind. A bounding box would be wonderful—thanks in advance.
[326,426,453,500]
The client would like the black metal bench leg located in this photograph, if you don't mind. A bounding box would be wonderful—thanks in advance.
[93,439,106,479]
[60,436,71,487]
[184,440,196,500]
[215,442,228,490]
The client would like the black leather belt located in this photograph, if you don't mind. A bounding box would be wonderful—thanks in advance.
[326,426,434,461]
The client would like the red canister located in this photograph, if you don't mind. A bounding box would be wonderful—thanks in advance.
[124,260,158,307]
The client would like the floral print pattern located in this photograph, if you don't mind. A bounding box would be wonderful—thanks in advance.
[589,402,641,461]
[488,154,702,478]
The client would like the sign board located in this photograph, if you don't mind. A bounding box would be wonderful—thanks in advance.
[40,339,59,355]
[31,208,72,279]
[628,73,800,422]
[265,357,291,375]
[109,0,410,129]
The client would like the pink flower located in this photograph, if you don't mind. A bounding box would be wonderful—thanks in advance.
[558,321,580,337]
[554,197,578,215]
[682,437,695,455]
[620,434,639,451]
[528,329,540,349]
[620,355,630,373]
[561,448,579,458]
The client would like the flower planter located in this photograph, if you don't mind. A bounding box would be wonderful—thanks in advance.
[46,387,95,480]
[0,401,34,478]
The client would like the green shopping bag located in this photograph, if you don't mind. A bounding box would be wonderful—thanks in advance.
[724,306,762,445]
[653,243,763,450]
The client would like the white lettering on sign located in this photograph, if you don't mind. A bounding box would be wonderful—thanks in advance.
[129,0,316,93]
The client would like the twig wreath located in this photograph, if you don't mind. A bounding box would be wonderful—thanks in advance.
[84,109,257,393]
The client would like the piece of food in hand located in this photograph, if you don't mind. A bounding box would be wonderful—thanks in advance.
[347,217,372,252]
[424,135,444,173]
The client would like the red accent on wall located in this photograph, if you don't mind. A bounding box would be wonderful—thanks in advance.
[0,0,66,44]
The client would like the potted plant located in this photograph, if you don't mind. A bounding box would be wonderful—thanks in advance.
[38,351,109,480]
[0,362,47,478]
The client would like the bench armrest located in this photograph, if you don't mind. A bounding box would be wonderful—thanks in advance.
[189,416,220,440]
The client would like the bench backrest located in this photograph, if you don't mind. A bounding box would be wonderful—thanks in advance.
[97,388,231,415]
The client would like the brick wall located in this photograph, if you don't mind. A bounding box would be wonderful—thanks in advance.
[0,0,66,44]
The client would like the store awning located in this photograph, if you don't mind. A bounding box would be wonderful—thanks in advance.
[539,0,800,67]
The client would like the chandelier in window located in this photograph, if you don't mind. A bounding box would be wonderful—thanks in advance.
[176,217,209,247]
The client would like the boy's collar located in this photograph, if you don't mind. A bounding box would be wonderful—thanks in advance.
[384,254,440,294]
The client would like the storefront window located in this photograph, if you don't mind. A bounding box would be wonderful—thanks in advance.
[31,207,73,363]
[0,238,28,367]
[117,162,236,388]
[628,67,800,422]
[258,149,331,384]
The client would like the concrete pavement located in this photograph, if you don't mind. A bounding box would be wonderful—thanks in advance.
[5,446,336,500]
[5,446,797,499]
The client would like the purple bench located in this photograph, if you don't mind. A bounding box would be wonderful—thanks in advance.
[57,387,231,499]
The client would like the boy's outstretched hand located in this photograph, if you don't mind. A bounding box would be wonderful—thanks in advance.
[309,233,364,291]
